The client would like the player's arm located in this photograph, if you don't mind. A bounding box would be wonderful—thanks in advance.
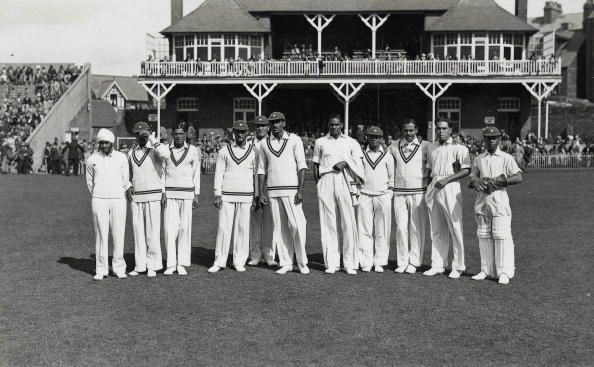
[312,140,321,183]
[294,138,308,204]
[435,146,471,189]
[257,148,268,206]
[213,149,225,209]
[149,134,170,160]
[85,156,94,194]
[192,148,201,208]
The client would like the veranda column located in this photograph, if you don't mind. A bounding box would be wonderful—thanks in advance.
[141,82,176,139]
[522,81,558,139]
[358,14,390,59]
[243,82,277,116]
[415,82,452,141]
[304,14,335,56]
[330,82,365,134]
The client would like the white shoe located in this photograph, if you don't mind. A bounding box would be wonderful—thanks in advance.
[247,259,260,266]
[423,268,444,276]
[299,265,310,274]
[276,265,293,274]
[395,265,407,273]
[235,265,246,272]
[164,267,176,276]
[147,270,157,277]
[498,273,510,285]
[177,266,187,276]
[265,260,279,267]
[208,265,222,273]
[128,271,141,276]
[374,266,384,273]
[448,269,461,279]
[361,266,372,272]
[325,267,338,274]
[405,265,417,274]
[93,274,105,281]
[114,273,127,279]
[472,271,487,280]
[345,268,357,275]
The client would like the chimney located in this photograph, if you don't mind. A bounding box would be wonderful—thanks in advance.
[585,0,594,25]
[515,0,528,21]
[171,0,183,26]
[543,1,562,24]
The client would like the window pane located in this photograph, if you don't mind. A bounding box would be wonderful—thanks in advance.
[489,46,499,59]
[224,46,235,59]
[514,46,523,60]
[503,33,513,45]
[250,47,261,58]
[246,112,255,122]
[446,46,457,58]
[433,34,444,46]
[489,33,500,44]
[460,33,472,44]
[433,46,444,59]
[185,35,194,46]
[503,47,512,60]
[186,47,194,60]
[239,48,248,60]
[175,48,184,61]
[196,47,208,61]
[475,46,485,60]
[224,35,235,45]
[461,46,472,58]
[446,33,457,45]
[234,112,243,122]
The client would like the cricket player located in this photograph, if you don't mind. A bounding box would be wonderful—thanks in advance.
[389,119,430,274]
[127,121,170,278]
[423,119,470,279]
[357,126,394,273]
[258,112,309,275]
[209,121,256,273]
[85,128,130,280]
[469,126,522,285]
[248,115,277,267]
[313,113,364,275]
[163,122,201,276]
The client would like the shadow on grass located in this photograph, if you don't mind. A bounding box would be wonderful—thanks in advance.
[191,247,215,268]
[58,253,135,275]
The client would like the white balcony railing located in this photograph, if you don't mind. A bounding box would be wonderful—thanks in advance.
[140,59,561,78]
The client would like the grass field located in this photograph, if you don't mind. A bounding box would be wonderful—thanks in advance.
[1,170,593,366]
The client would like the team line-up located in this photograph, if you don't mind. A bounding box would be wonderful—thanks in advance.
[86,112,522,285]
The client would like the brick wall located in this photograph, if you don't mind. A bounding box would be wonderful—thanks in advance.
[534,103,594,138]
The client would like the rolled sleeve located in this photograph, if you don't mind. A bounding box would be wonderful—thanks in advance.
[193,148,201,195]
[294,139,308,171]
[458,145,471,169]
[257,148,267,175]
[213,150,225,196]
[505,155,522,176]
[312,140,321,164]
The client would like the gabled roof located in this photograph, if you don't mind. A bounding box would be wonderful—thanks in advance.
[90,75,148,102]
[162,0,271,34]
[528,12,583,33]
[426,0,536,32]
[559,31,585,68]
[236,0,459,12]
[91,100,117,128]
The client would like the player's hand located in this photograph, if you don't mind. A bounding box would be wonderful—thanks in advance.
[333,161,348,171]
[469,177,487,192]
[126,187,134,202]
[260,194,268,207]
[294,190,303,205]
[161,192,167,207]
[250,200,258,212]
[493,174,508,188]
[213,196,222,209]
[435,178,449,189]
[483,178,497,194]
[192,195,199,209]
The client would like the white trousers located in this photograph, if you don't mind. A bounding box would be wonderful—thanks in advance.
[393,193,427,268]
[131,201,163,272]
[92,198,127,276]
[425,181,465,271]
[476,215,515,278]
[358,193,392,268]
[269,196,308,268]
[318,172,358,270]
[164,198,192,269]
[214,201,251,268]
[250,204,276,262]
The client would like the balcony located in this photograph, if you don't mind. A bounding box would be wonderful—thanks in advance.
[140,59,561,80]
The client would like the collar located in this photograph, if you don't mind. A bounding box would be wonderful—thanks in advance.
[232,141,249,149]
[438,137,453,146]
[101,150,113,157]
[270,131,289,141]
[135,144,149,151]
[365,145,385,154]
[171,142,188,150]
[325,133,346,140]
[482,147,503,157]
[400,137,420,146]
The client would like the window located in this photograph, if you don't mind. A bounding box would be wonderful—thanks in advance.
[489,33,500,45]
[177,98,199,111]
[433,34,445,46]
[174,36,184,47]
[437,97,461,133]
[497,98,520,112]
[185,35,194,46]
[197,34,207,45]
[446,33,457,45]
[460,33,472,44]
[233,98,256,123]
[224,34,235,45]
[503,33,513,45]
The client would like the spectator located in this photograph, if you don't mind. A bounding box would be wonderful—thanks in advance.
[62,136,84,176]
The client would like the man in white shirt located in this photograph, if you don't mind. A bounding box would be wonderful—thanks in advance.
[258,112,309,275]
[312,113,363,275]
[358,126,394,273]
[389,119,431,274]
[248,115,277,267]
[85,129,130,280]
[423,119,471,279]
[469,126,522,285]
[163,122,201,276]
[127,121,170,278]
[209,121,257,273]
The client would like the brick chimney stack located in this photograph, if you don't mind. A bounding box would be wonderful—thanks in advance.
[543,1,562,24]
[171,0,183,26]
[515,0,528,21]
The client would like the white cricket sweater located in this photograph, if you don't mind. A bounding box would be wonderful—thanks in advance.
[86,150,131,199]
[128,140,170,202]
[389,138,430,195]
[257,132,308,198]
[163,143,201,200]
[214,142,255,203]
[361,146,395,196]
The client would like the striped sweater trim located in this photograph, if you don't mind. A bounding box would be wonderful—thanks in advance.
[267,185,299,191]
[165,187,195,192]
[131,149,151,167]
[227,144,253,165]
[398,139,422,164]
[363,150,388,170]
[134,189,163,195]
[221,191,254,196]
[392,187,427,192]
[169,147,189,166]
[266,135,289,158]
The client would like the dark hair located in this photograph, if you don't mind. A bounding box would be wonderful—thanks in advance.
[174,121,188,133]
[435,118,451,128]
[328,113,342,122]
[401,118,418,129]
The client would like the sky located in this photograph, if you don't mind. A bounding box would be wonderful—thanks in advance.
[0,0,586,76]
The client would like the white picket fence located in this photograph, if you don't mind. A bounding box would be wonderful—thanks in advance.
[528,154,594,169]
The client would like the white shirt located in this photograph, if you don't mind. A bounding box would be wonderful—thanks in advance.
[361,145,394,196]
[86,150,130,199]
[312,133,363,175]
[471,148,521,216]
[427,137,470,178]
